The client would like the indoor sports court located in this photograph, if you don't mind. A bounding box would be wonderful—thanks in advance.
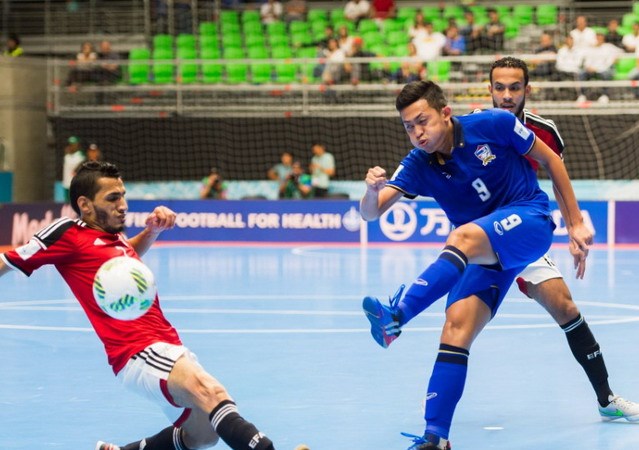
[2,243,639,449]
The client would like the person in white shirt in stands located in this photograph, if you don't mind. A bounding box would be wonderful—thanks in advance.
[577,31,623,104]
[260,0,283,24]
[554,35,583,81]
[412,21,446,62]
[344,0,370,25]
[622,22,639,52]
[570,15,597,50]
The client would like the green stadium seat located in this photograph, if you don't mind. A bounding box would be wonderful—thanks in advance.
[361,31,384,49]
[268,34,290,47]
[176,34,196,51]
[383,19,405,34]
[358,19,378,34]
[153,34,173,51]
[221,21,241,34]
[241,10,261,24]
[222,33,243,49]
[615,56,637,80]
[307,9,329,23]
[220,10,240,24]
[289,21,310,34]
[311,20,329,37]
[333,20,355,34]
[272,46,293,59]
[536,5,558,26]
[494,6,511,18]
[386,30,409,46]
[199,21,218,36]
[427,60,451,82]
[291,31,313,47]
[152,48,174,84]
[502,16,519,40]
[443,5,464,21]
[245,33,266,49]
[421,6,441,22]
[128,47,151,84]
[296,46,318,58]
[274,62,298,83]
[199,35,220,53]
[248,46,269,59]
[330,9,345,24]
[251,62,273,84]
[201,47,223,83]
[243,21,263,36]
[224,48,248,84]
[622,13,639,29]
[177,47,198,84]
[634,2,639,16]
[396,7,417,22]
[267,21,287,36]
[512,5,534,26]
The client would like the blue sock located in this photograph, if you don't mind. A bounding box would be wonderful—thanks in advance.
[397,246,467,325]
[424,344,470,440]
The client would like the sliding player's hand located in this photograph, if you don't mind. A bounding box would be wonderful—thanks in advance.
[145,206,176,234]
[365,166,388,193]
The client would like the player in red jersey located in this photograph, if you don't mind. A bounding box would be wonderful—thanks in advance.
[0,161,279,450]
[489,56,639,421]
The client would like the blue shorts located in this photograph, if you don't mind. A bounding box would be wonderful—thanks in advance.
[473,201,555,270]
[446,201,555,315]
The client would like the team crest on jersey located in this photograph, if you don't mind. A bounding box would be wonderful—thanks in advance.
[474,144,496,166]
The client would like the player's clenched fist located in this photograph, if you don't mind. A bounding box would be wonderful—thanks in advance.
[365,166,388,192]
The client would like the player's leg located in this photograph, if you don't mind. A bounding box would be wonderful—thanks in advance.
[168,353,276,450]
[363,222,493,348]
[518,261,639,420]
[405,266,519,450]
[96,426,194,450]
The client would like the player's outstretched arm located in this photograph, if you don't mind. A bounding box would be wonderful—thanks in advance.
[528,138,592,278]
[128,206,176,256]
[360,166,403,221]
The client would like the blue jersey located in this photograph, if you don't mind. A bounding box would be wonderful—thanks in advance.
[388,108,550,227]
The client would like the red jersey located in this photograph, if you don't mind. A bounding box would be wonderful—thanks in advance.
[1,217,181,374]
[523,109,564,172]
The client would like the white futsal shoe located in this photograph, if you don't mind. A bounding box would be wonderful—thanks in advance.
[599,395,639,422]
[95,441,120,450]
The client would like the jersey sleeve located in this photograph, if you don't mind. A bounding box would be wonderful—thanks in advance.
[491,109,536,156]
[386,150,423,199]
[1,218,77,276]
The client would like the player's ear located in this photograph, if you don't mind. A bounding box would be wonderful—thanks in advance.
[76,195,92,215]
[441,105,452,120]
[525,84,532,96]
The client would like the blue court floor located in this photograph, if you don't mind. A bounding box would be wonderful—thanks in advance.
[2,244,639,450]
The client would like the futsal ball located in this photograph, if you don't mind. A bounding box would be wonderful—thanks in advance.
[93,256,157,320]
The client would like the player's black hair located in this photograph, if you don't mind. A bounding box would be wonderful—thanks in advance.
[69,160,121,216]
[395,80,448,113]
[489,56,530,86]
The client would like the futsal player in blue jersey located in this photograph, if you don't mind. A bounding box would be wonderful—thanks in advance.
[360,80,592,450]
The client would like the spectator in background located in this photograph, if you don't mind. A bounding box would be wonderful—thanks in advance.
[622,22,639,52]
[344,0,370,25]
[577,31,623,104]
[460,10,482,54]
[481,8,505,53]
[337,24,355,55]
[284,0,306,23]
[554,35,583,81]
[529,32,558,79]
[321,38,346,84]
[267,151,294,184]
[175,0,193,33]
[413,21,446,61]
[570,15,597,50]
[200,167,228,199]
[370,0,395,24]
[391,42,425,84]
[309,143,335,198]
[67,41,98,86]
[344,36,377,84]
[96,40,121,84]
[408,11,429,41]
[279,161,312,199]
[443,24,466,56]
[605,19,624,49]
[3,34,23,57]
[260,0,283,24]
[86,143,103,162]
[62,136,85,202]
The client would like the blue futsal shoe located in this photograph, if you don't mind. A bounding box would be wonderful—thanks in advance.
[362,284,405,348]
[401,432,451,450]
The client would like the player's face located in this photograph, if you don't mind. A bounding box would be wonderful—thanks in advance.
[84,177,128,234]
[489,67,531,118]
[400,99,452,154]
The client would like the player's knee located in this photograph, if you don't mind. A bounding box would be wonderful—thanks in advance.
[191,373,232,410]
